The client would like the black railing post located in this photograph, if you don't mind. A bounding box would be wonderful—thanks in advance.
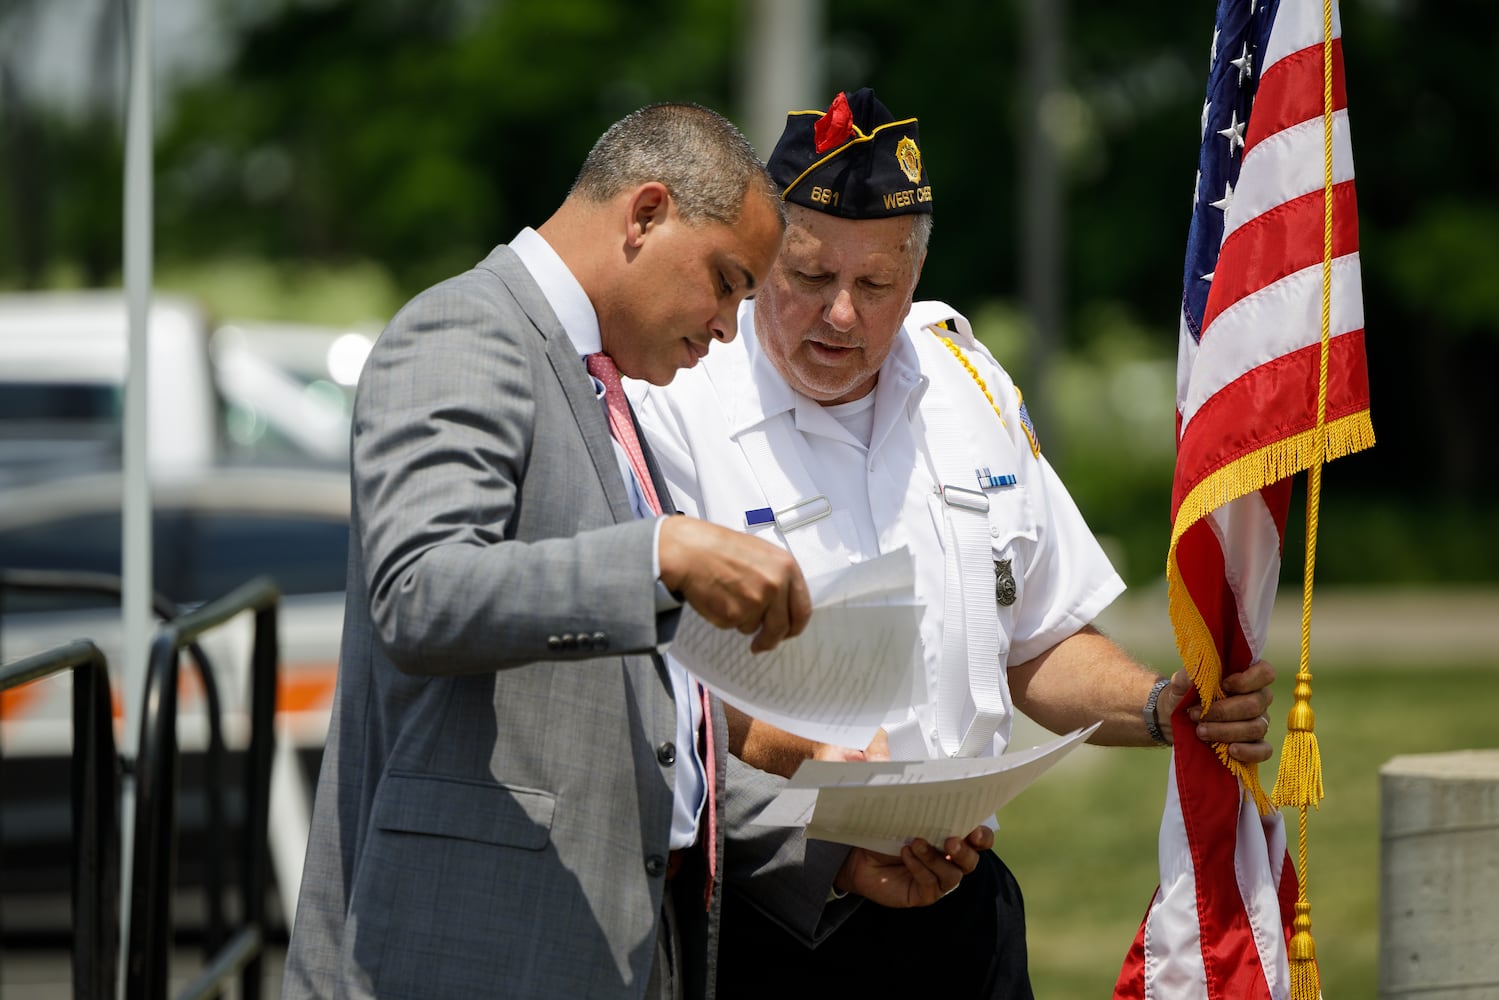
[239,600,279,995]
[127,630,181,1000]
[71,641,121,1000]
[0,639,121,1000]
[124,576,280,1000]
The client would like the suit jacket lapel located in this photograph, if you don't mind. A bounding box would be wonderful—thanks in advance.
[632,403,679,516]
[481,245,634,525]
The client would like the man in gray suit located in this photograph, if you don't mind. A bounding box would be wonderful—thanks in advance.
[283,103,991,1000]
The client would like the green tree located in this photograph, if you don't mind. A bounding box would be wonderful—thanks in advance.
[158,0,744,293]
[8,0,1495,580]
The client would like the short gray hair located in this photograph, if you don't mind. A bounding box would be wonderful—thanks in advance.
[571,103,784,227]
[908,213,933,275]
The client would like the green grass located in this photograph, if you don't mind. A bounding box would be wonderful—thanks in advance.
[999,663,1499,998]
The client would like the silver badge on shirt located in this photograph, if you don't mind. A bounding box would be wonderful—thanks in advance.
[995,558,1017,607]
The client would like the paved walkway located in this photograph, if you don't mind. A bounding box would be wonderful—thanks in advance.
[1011,585,1499,766]
[1092,585,1499,670]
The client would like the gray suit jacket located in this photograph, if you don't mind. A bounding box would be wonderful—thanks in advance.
[283,245,850,1000]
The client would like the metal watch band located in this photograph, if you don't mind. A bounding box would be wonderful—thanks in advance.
[1144,675,1172,746]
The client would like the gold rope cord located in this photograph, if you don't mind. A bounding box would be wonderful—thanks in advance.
[1269,3,1338,996]
[935,332,1007,427]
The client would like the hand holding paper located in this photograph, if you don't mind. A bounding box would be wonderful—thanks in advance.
[669,548,922,749]
[835,824,995,909]
[755,723,1101,854]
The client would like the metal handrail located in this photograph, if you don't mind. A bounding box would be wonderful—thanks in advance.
[125,575,279,1000]
[0,568,233,951]
[0,639,120,1000]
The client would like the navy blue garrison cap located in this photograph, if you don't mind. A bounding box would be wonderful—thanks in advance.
[766,88,931,219]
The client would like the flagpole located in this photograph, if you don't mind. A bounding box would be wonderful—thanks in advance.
[119,0,154,993]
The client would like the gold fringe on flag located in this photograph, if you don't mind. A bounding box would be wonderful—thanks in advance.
[1164,407,1371,816]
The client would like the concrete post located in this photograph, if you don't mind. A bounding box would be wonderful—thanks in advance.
[1379,750,1499,999]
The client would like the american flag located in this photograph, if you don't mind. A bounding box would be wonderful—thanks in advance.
[1114,0,1373,997]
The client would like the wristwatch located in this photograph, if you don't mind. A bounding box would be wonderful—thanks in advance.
[1144,676,1172,747]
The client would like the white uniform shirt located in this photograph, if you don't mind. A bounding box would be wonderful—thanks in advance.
[632,299,1124,760]
[511,227,707,850]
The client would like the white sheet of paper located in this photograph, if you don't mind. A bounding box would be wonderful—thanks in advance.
[668,548,921,749]
[753,723,1101,854]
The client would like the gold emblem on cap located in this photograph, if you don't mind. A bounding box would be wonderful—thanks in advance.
[895,137,922,183]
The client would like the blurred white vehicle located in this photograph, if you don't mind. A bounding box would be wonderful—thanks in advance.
[0,291,371,482]
[211,319,375,466]
[0,290,220,483]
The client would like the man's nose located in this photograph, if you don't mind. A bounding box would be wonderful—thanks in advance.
[711,306,737,343]
[825,289,856,331]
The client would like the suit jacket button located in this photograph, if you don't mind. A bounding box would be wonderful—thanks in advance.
[547,636,562,650]
[645,854,668,878]
[561,633,576,649]
[591,631,608,650]
[656,742,676,766]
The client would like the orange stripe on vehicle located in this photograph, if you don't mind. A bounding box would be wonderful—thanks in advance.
[278,663,339,714]
[1,684,43,721]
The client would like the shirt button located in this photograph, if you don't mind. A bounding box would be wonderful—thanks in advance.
[990,526,1000,537]
[656,742,677,766]
[645,854,668,878]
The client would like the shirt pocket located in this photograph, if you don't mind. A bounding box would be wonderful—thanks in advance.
[745,508,862,579]
[986,482,1038,636]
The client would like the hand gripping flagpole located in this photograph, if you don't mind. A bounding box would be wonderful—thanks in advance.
[1269,3,1341,996]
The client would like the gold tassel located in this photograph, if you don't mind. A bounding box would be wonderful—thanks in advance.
[1277,670,1322,998]
[1273,669,1324,808]
[1288,898,1320,1000]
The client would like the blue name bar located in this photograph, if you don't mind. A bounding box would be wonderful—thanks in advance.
[745,507,775,526]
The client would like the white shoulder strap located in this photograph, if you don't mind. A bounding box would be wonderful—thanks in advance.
[920,347,1013,758]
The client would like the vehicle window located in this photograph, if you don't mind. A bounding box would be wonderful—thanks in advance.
[0,384,120,423]
[0,507,349,614]
[0,384,124,482]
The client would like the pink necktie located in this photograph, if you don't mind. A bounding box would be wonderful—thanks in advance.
[586,352,663,516]
[585,351,717,909]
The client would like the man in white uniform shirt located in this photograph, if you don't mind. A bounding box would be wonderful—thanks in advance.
[632,90,1277,999]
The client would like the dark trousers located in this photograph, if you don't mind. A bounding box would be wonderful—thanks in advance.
[716,850,1034,999]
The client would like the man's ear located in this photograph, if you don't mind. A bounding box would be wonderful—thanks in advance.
[626,182,672,248]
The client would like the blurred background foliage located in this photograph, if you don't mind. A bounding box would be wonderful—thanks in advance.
[1,0,1494,586]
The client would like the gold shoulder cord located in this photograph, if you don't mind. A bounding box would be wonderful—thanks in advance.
[932,327,1006,429]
